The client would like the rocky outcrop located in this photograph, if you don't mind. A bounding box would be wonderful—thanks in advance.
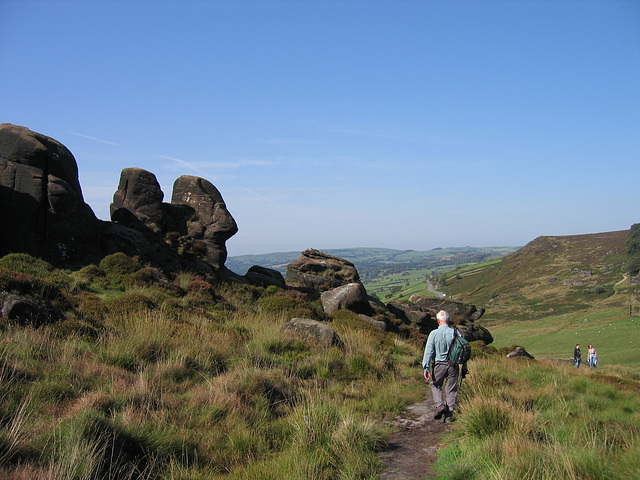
[286,249,360,290]
[408,294,485,321]
[110,170,238,269]
[386,301,436,334]
[0,124,240,277]
[171,175,238,268]
[321,282,373,315]
[0,123,101,262]
[388,294,492,343]
[281,318,344,349]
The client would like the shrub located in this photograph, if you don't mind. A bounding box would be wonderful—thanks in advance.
[50,319,100,339]
[259,294,317,319]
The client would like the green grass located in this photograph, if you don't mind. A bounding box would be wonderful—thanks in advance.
[436,358,640,480]
[0,252,426,479]
[486,306,640,367]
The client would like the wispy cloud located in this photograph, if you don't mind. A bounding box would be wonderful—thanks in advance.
[68,131,119,146]
[160,155,213,178]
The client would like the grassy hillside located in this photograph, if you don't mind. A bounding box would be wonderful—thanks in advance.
[0,252,427,479]
[1,249,639,479]
[439,231,635,322]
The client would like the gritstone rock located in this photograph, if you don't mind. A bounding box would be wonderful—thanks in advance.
[245,266,286,288]
[321,282,373,315]
[507,346,534,359]
[281,318,344,349]
[0,123,100,262]
[286,249,360,290]
[171,175,238,268]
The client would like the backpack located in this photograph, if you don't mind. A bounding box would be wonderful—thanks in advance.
[448,329,471,365]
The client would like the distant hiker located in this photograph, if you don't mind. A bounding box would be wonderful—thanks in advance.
[588,344,597,369]
[574,344,581,368]
[422,310,463,423]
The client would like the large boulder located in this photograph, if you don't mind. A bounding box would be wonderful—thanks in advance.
[110,167,167,234]
[281,318,344,349]
[245,266,286,288]
[321,282,373,315]
[171,175,238,268]
[408,294,485,321]
[507,346,534,359]
[386,301,436,334]
[457,323,494,345]
[0,123,101,262]
[286,249,360,290]
[0,291,60,326]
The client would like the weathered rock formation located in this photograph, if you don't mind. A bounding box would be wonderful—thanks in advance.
[388,294,493,343]
[110,169,238,269]
[386,301,437,334]
[320,282,373,316]
[408,294,485,321]
[171,175,238,268]
[0,124,239,278]
[0,123,101,262]
[244,266,286,288]
[281,318,344,349]
[286,249,360,290]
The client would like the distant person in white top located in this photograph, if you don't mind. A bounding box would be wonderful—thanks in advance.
[588,344,597,369]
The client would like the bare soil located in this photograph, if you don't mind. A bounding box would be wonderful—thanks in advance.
[378,399,451,480]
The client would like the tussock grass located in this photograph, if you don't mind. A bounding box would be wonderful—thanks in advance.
[436,358,640,480]
[0,253,425,479]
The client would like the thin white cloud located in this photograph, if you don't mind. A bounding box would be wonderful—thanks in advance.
[68,131,119,146]
[160,155,213,178]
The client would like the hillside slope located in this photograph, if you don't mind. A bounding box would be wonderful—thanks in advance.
[441,230,633,321]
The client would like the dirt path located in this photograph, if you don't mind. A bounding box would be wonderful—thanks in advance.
[378,399,451,480]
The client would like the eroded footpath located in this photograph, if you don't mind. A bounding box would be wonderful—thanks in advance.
[378,399,451,480]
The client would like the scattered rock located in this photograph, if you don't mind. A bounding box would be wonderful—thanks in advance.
[0,292,59,326]
[245,266,286,288]
[321,282,373,315]
[286,249,360,290]
[386,301,435,334]
[507,346,534,359]
[281,318,343,349]
[357,314,386,331]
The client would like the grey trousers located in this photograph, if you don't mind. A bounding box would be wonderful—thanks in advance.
[431,361,459,411]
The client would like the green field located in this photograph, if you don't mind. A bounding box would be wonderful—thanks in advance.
[486,306,640,367]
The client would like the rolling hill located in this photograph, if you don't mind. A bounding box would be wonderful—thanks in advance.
[438,230,638,322]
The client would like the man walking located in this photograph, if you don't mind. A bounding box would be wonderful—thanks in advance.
[422,310,459,422]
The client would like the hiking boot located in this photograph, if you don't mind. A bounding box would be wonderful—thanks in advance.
[433,406,448,420]
[444,410,455,423]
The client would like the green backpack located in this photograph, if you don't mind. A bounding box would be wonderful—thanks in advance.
[448,329,471,365]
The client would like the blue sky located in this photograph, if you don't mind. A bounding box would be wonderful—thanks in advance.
[2,1,639,256]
